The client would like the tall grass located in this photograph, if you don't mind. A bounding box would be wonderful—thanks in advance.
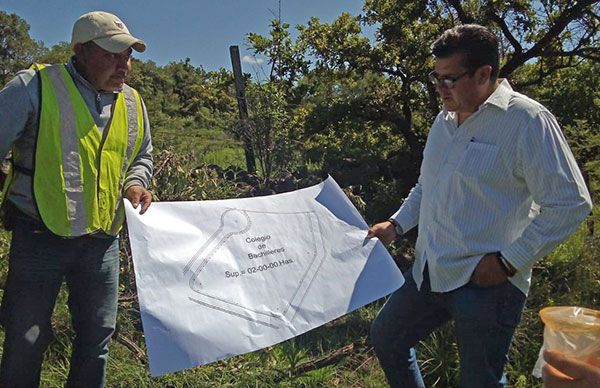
[202,147,246,169]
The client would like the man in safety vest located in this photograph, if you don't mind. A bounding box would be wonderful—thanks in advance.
[0,11,153,387]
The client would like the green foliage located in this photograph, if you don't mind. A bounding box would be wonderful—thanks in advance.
[300,70,412,165]
[243,81,303,178]
[0,11,45,84]
[418,324,460,387]
[361,177,407,224]
[247,19,308,84]
[515,61,600,127]
[203,147,246,169]
[35,41,72,64]
[246,0,598,187]
[127,59,240,164]
[150,149,239,202]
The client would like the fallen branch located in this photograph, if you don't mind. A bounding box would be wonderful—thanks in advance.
[118,294,138,303]
[293,343,357,376]
[153,152,174,177]
[116,332,146,364]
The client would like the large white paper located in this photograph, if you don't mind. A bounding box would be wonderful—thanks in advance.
[125,176,403,376]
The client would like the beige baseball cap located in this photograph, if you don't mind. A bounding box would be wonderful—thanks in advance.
[72,11,146,53]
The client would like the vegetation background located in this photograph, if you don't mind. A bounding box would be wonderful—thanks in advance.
[0,0,598,386]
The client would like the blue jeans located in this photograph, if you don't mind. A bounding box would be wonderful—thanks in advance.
[0,212,119,388]
[370,267,526,388]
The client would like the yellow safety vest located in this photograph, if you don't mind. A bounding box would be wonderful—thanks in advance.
[22,64,144,236]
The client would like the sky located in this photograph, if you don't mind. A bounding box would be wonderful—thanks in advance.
[1,0,375,72]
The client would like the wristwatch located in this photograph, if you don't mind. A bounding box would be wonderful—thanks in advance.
[496,252,517,277]
[387,218,404,236]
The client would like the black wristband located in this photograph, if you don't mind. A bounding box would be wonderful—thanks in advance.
[387,218,403,236]
[496,252,516,277]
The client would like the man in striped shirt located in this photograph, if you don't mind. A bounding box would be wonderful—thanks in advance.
[367,24,592,388]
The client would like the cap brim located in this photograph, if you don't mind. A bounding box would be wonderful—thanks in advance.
[94,33,146,53]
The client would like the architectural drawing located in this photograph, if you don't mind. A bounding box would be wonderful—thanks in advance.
[183,208,327,328]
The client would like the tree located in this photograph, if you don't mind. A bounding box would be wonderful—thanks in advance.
[244,20,308,178]
[0,11,44,85]
[35,41,72,64]
[243,80,303,178]
[247,0,599,191]
[517,61,600,127]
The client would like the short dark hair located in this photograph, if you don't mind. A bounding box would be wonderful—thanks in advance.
[431,24,500,80]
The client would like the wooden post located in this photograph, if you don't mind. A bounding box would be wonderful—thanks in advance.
[230,45,256,174]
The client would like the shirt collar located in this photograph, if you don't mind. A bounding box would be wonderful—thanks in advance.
[442,78,512,123]
[482,78,512,111]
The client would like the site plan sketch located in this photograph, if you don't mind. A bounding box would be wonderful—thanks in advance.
[125,176,404,376]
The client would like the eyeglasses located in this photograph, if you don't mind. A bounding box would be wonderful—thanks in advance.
[428,70,470,89]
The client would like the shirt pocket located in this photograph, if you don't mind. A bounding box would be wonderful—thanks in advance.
[456,141,499,177]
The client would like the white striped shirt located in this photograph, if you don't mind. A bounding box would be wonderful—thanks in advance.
[391,79,592,295]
